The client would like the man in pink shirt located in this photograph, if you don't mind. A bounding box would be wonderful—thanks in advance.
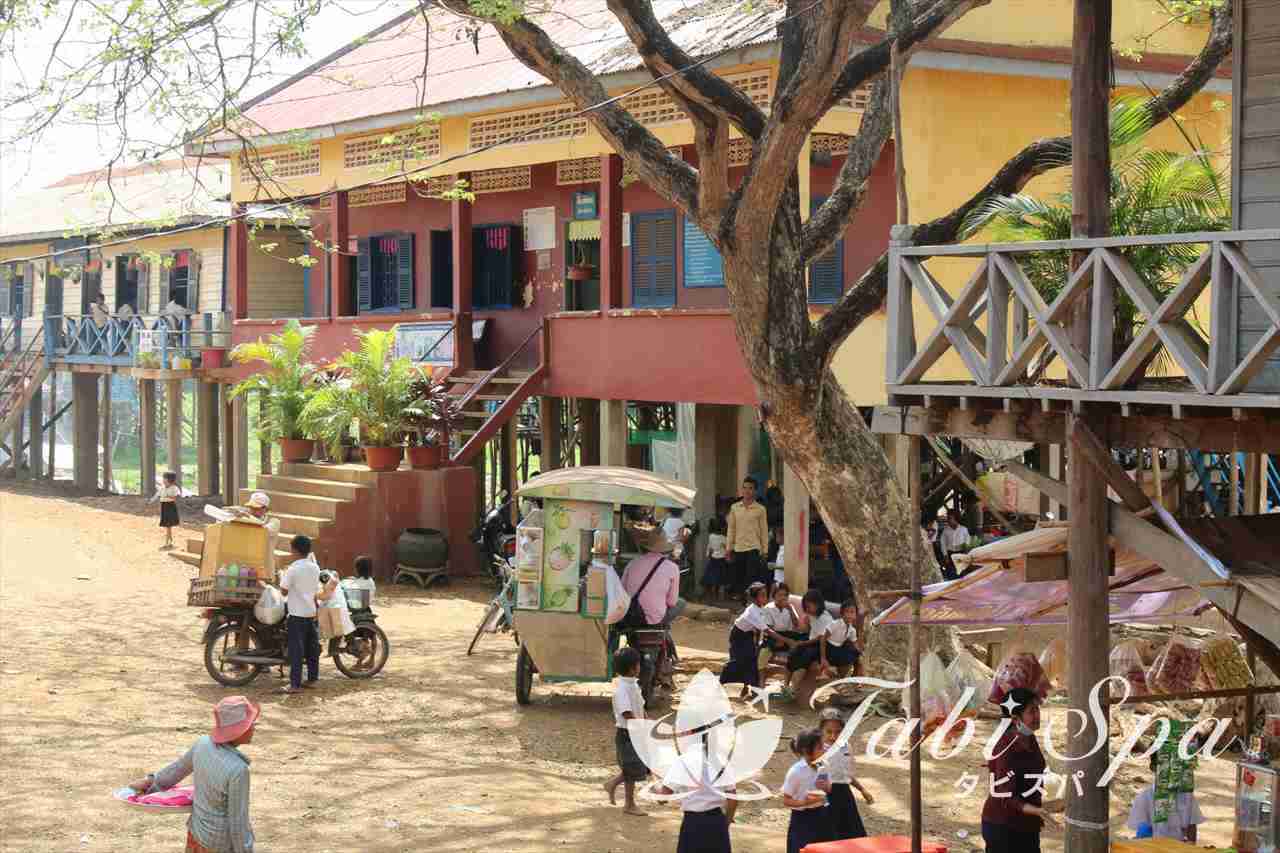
[621,547,685,627]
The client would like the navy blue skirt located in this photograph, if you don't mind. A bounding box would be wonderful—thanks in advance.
[828,783,867,839]
[677,808,731,853]
[702,557,728,587]
[826,641,860,669]
[787,806,833,853]
[719,626,760,687]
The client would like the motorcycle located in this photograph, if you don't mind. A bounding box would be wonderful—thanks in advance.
[201,593,390,686]
[472,490,516,592]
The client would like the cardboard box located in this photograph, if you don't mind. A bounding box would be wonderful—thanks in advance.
[200,520,274,578]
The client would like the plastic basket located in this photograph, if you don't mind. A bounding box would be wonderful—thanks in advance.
[187,577,260,608]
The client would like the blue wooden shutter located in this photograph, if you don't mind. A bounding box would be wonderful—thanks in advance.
[472,228,490,308]
[396,234,414,310]
[356,237,373,312]
[682,216,724,287]
[632,211,676,308]
[808,197,843,304]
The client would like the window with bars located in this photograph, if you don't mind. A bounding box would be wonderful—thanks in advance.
[165,249,199,310]
[0,263,30,318]
[808,197,844,304]
[357,234,414,313]
[631,210,677,308]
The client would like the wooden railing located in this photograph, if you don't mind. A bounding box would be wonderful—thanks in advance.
[45,312,232,368]
[885,228,1280,406]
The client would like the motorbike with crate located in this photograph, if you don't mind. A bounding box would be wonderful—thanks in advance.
[191,573,390,687]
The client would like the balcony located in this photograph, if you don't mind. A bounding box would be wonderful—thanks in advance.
[885,229,1280,414]
[45,312,231,372]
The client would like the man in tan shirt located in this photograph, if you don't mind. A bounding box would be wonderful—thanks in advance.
[726,476,769,596]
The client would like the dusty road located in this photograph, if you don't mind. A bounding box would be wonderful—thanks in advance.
[0,481,1241,852]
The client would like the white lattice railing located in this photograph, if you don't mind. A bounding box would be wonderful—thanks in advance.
[885,229,1280,404]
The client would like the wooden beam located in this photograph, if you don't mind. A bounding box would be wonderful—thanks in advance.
[100,374,112,491]
[140,379,156,496]
[1070,420,1150,512]
[166,379,183,483]
[27,383,43,479]
[539,396,562,471]
[924,436,1015,530]
[46,377,56,479]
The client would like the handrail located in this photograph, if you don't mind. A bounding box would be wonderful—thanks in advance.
[454,322,543,413]
[898,228,1280,258]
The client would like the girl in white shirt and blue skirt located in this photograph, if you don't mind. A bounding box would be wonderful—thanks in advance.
[782,729,833,853]
[718,582,777,699]
[819,708,872,839]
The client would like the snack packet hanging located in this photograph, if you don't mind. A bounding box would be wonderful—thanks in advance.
[911,651,955,737]
[1039,636,1068,688]
[1147,635,1204,695]
[1109,640,1149,697]
[947,649,995,715]
[1201,633,1252,690]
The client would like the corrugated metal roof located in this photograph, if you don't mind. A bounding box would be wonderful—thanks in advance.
[237,1,784,136]
[0,159,230,245]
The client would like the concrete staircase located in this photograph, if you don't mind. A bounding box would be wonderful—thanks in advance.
[171,463,374,571]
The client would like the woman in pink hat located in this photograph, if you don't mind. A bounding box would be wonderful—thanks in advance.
[128,696,261,852]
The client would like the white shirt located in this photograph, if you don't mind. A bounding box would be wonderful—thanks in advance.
[341,577,376,608]
[612,676,645,728]
[807,611,834,641]
[281,557,321,618]
[672,749,729,813]
[707,533,727,560]
[1126,786,1205,840]
[763,601,797,632]
[826,618,857,647]
[662,516,688,547]
[734,603,769,633]
[782,759,825,810]
[155,484,180,502]
[772,544,785,583]
[822,743,853,784]
[940,524,970,553]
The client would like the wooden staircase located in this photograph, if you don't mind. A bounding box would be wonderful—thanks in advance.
[170,463,372,571]
[443,323,547,465]
[0,325,49,444]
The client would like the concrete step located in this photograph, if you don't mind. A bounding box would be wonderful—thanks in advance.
[276,462,381,485]
[270,512,332,539]
[256,474,368,502]
[237,487,345,519]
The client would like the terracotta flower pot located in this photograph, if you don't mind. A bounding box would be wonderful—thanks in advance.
[362,445,404,472]
[406,444,444,470]
[278,438,315,463]
[567,264,595,281]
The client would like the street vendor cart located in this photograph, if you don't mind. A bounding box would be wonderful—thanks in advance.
[510,466,694,706]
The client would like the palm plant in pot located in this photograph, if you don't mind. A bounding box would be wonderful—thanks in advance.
[228,319,320,463]
[403,371,461,470]
[300,327,415,472]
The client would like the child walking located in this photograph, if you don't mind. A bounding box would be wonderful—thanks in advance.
[701,518,729,601]
[719,582,777,699]
[149,471,181,549]
[782,728,833,853]
[819,708,872,840]
[605,646,648,816]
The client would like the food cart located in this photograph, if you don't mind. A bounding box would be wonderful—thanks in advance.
[510,466,694,705]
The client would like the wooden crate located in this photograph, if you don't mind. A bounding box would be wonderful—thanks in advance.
[187,576,260,608]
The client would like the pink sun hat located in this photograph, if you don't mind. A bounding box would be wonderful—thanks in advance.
[211,696,261,744]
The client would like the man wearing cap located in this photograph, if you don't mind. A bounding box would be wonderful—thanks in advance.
[129,696,261,852]
[242,492,279,538]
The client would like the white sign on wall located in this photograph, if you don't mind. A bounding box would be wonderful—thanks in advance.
[137,330,161,354]
[522,206,557,252]
[622,212,631,247]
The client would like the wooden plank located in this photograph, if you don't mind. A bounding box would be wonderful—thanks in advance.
[903,259,990,383]
[987,258,1009,381]
[1110,683,1280,706]
[994,253,1092,385]
[886,245,917,386]
[1216,325,1280,394]
[1222,242,1280,324]
[888,382,1280,409]
[1070,420,1151,512]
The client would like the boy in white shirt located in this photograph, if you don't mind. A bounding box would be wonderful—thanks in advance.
[279,535,321,694]
[1126,753,1205,842]
[605,646,648,816]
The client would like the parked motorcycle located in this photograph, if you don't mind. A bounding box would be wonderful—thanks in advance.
[472,490,516,592]
[201,595,390,686]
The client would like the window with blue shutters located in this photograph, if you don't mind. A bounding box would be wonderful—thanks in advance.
[808,196,844,304]
[357,233,414,312]
[682,216,724,288]
[632,210,676,307]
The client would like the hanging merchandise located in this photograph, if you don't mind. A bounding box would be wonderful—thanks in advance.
[910,650,955,737]
[1109,640,1149,697]
[988,634,1051,704]
[947,649,994,715]
[1201,632,1253,691]
[1147,635,1205,695]
[1153,719,1199,824]
[1039,636,1068,688]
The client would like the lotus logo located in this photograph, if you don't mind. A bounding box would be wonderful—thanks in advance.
[628,670,783,802]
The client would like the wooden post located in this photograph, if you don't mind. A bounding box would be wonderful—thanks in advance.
[539,396,562,471]
[258,392,272,477]
[578,398,600,466]
[197,382,217,496]
[329,190,351,319]
[1230,450,1241,516]
[46,376,57,479]
[506,419,520,525]
[599,154,624,312]
[140,379,157,497]
[451,174,474,371]
[220,384,236,506]
[234,394,249,495]
[28,382,43,479]
[1049,443,1063,519]
[230,204,249,320]
[907,434,923,853]
[1066,2,1112,851]
[10,402,23,478]
[601,399,627,467]
[72,373,99,490]
[1245,452,1261,516]
[1151,448,1164,509]
[100,374,112,491]
[166,379,183,484]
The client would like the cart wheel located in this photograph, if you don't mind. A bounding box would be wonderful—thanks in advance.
[204,622,264,687]
[333,623,390,679]
[515,643,534,705]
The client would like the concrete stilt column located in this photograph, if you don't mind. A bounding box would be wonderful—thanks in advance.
[539,396,562,471]
[782,462,810,592]
[140,379,157,496]
[46,376,57,479]
[11,406,24,477]
[72,373,99,490]
[196,382,217,496]
[220,384,236,506]
[100,375,113,490]
[578,399,600,466]
[28,383,43,479]
[233,394,249,494]
[735,405,755,486]
[600,399,627,467]
[166,379,183,483]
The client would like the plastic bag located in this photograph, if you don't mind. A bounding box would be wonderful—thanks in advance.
[254,585,285,625]
[1109,640,1149,697]
[947,649,994,715]
[604,565,631,625]
[1202,633,1253,690]
[988,641,1051,704]
[913,651,956,737]
[1039,637,1068,688]
[1147,635,1203,695]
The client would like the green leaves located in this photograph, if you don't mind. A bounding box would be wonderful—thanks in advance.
[229,319,319,441]
[300,325,418,448]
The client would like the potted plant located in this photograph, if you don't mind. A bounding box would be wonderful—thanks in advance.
[300,327,414,472]
[404,371,461,470]
[566,244,596,281]
[228,319,320,463]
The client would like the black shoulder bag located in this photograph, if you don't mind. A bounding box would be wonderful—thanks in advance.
[622,558,670,628]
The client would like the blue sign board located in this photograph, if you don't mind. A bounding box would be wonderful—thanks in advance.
[572,191,598,220]
[682,217,724,288]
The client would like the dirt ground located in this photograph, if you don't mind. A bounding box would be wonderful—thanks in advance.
[0,480,1242,852]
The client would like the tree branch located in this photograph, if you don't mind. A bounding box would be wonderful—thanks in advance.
[808,0,1233,362]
